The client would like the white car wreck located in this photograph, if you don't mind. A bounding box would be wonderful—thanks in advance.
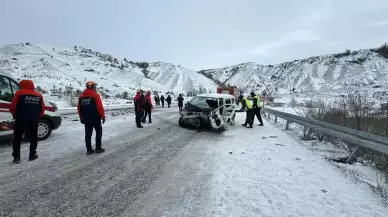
[179,93,237,131]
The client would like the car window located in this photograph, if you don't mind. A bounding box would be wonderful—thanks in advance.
[0,76,14,102]
[219,98,223,107]
[189,96,218,109]
[9,79,19,95]
[225,98,231,104]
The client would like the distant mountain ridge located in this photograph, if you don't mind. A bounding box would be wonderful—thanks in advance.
[0,43,216,96]
[1,42,388,99]
[197,44,388,96]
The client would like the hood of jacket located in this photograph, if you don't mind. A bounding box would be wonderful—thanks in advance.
[19,80,35,90]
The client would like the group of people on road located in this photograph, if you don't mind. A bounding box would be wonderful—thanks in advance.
[133,89,153,128]
[9,79,259,163]
[239,92,264,128]
[153,94,172,108]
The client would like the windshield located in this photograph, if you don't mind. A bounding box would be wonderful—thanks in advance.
[189,96,218,109]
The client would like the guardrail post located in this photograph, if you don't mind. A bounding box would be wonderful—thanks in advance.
[285,120,290,130]
[303,127,313,140]
[274,116,278,123]
[346,146,359,163]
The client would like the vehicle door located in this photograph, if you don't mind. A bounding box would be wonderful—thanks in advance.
[0,75,19,135]
[219,98,236,123]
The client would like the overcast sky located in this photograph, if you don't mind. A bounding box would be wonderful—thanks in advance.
[1,0,388,70]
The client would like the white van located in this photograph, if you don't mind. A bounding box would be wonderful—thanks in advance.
[0,69,62,141]
[179,93,237,131]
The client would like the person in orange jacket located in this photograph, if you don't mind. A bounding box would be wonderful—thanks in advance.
[77,81,106,155]
[9,80,45,163]
[142,90,153,123]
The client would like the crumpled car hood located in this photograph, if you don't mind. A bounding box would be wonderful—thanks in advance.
[185,103,212,113]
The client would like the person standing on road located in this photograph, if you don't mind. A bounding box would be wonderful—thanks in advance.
[238,95,254,128]
[166,95,172,108]
[154,95,159,106]
[77,81,106,155]
[251,92,264,126]
[133,90,145,128]
[9,80,45,164]
[142,90,153,123]
[160,95,165,108]
[177,93,184,111]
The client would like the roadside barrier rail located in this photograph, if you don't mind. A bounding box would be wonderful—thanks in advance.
[262,108,388,162]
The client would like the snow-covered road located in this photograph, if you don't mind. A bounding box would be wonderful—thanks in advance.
[0,108,387,217]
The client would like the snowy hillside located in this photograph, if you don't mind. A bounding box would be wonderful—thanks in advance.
[198,45,388,97]
[0,43,216,96]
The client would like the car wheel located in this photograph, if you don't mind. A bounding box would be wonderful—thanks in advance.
[36,119,53,141]
[179,117,186,127]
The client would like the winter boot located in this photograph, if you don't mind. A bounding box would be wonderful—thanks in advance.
[13,156,21,164]
[29,154,38,161]
[95,148,105,154]
[247,125,253,128]
[137,125,143,128]
[149,120,152,123]
[241,124,247,127]
[258,123,264,126]
[87,150,95,155]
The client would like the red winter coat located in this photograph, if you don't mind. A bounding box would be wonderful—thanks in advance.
[145,95,153,110]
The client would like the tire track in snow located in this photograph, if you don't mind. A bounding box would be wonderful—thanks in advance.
[0,110,217,217]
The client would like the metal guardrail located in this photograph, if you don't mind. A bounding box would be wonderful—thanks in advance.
[58,104,133,115]
[262,108,388,162]
[57,103,178,115]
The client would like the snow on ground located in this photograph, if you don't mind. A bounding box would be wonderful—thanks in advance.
[207,113,388,216]
[0,109,387,216]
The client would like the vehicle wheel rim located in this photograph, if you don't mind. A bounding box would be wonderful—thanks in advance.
[38,123,49,138]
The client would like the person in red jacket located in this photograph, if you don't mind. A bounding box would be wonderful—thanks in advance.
[9,80,45,164]
[77,81,106,155]
[142,90,153,123]
[133,89,145,128]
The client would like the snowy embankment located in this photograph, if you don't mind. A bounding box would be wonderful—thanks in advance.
[206,113,387,216]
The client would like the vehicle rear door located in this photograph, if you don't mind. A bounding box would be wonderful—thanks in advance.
[220,98,236,122]
[0,75,19,135]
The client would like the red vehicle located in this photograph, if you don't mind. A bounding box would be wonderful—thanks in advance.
[216,85,239,100]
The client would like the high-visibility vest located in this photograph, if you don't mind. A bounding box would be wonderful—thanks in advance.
[253,96,261,107]
[243,98,252,110]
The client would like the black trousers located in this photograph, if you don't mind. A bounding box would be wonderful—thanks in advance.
[135,109,144,126]
[143,108,152,122]
[178,104,183,110]
[161,101,164,108]
[252,107,263,124]
[12,120,38,158]
[167,103,171,108]
[244,109,254,127]
[84,122,102,151]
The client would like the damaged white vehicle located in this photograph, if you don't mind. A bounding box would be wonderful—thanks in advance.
[179,93,237,131]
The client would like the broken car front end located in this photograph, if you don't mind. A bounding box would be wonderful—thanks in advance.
[179,103,224,130]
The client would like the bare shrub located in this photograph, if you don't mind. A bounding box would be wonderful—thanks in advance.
[293,91,388,192]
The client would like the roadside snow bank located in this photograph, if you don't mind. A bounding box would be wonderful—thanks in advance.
[207,113,387,217]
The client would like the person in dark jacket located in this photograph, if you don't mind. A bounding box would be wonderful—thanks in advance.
[166,95,172,108]
[77,81,106,155]
[142,90,153,123]
[154,95,160,106]
[160,95,165,108]
[251,92,264,126]
[133,90,145,128]
[177,93,184,111]
[239,95,254,128]
[9,80,45,163]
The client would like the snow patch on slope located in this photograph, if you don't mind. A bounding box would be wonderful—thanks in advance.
[0,43,217,96]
